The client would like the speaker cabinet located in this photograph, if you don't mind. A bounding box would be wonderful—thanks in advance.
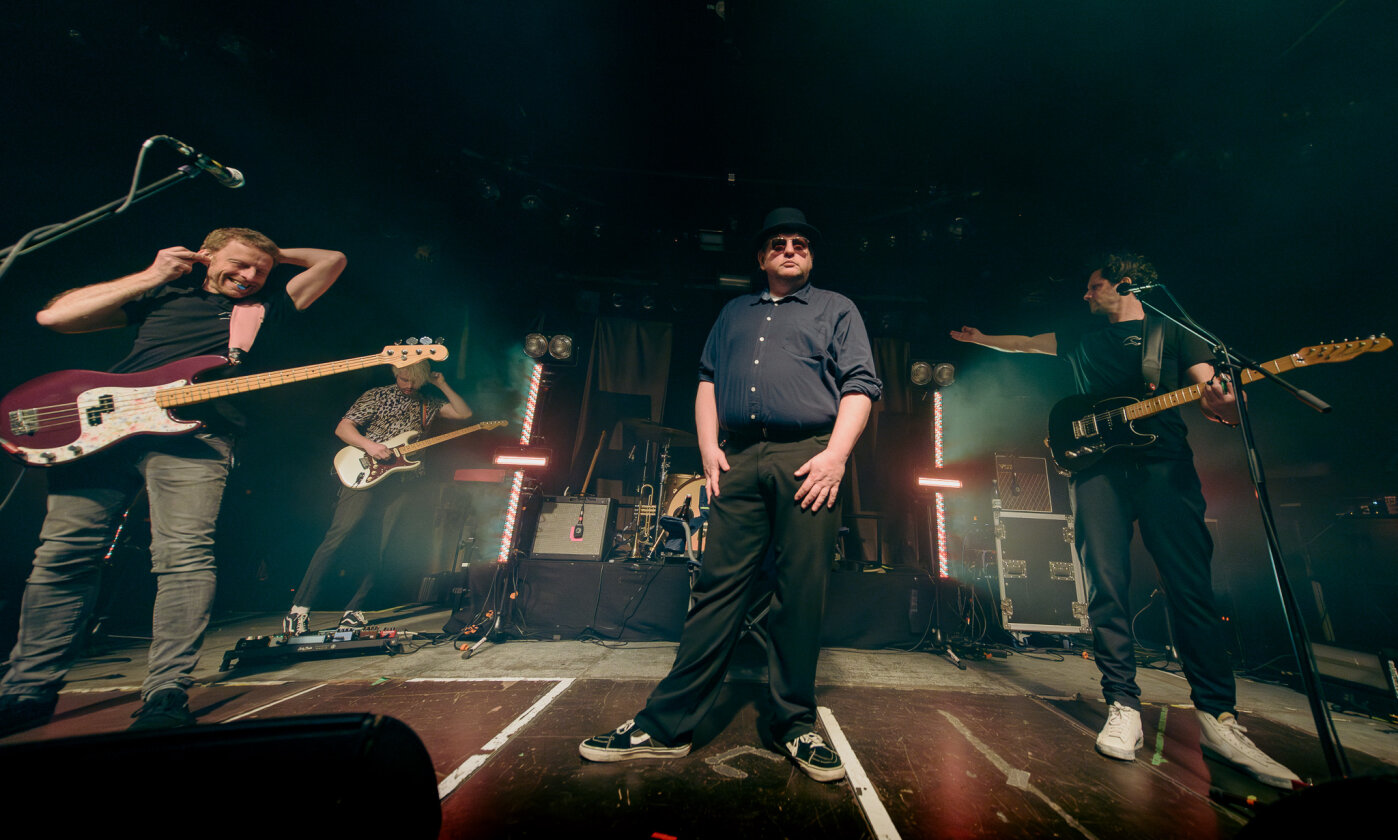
[0,714,440,834]
[530,495,616,561]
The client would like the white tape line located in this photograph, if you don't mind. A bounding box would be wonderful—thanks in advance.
[818,706,902,840]
[438,677,576,799]
[223,682,327,722]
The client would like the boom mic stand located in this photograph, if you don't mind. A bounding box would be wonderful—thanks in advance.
[1,137,217,282]
[1135,285,1351,779]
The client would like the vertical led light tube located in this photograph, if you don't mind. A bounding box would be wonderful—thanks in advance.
[934,389,948,578]
[497,361,543,563]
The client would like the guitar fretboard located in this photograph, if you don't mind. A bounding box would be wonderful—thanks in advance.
[155,351,440,408]
[1119,347,1329,422]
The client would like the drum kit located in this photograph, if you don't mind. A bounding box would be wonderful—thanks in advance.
[621,418,706,561]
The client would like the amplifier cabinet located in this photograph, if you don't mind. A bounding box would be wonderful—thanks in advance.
[994,505,1089,634]
[529,496,616,561]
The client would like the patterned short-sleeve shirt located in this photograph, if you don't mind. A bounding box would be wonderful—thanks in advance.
[342,385,445,443]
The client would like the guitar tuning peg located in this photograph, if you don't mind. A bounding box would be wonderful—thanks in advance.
[435,336,445,345]
[405,337,419,345]
[418,335,433,346]
[394,339,403,345]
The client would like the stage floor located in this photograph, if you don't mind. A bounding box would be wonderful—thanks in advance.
[3,604,1395,839]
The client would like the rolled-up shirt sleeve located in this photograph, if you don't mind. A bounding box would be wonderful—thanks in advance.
[832,303,881,403]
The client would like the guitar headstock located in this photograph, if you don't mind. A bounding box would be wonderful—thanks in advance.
[380,337,449,366]
[1294,334,1391,365]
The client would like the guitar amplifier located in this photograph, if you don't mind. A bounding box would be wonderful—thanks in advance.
[530,496,616,561]
[995,453,1054,513]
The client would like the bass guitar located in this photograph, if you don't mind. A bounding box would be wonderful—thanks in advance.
[1046,336,1390,474]
[333,419,509,489]
[1,343,449,467]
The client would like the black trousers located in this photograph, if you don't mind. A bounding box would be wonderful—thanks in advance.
[292,477,412,611]
[634,434,840,746]
[1070,456,1236,716]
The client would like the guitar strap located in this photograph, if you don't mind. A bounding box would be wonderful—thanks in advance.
[227,302,266,365]
[1141,315,1165,394]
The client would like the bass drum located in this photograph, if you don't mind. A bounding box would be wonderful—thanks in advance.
[664,475,707,556]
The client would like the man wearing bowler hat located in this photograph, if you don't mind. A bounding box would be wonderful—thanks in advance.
[580,208,881,782]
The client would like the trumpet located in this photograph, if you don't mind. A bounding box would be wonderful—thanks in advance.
[630,482,657,559]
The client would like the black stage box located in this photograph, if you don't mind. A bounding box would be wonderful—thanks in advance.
[466,560,937,648]
[994,506,1088,634]
[529,495,616,561]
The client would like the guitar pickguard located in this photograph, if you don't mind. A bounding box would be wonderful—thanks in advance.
[8,382,200,465]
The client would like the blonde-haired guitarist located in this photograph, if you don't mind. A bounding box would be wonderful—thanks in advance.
[283,361,471,636]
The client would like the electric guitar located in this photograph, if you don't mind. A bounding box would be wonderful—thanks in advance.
[1045,335,1391,474]
[0,343,449,467]
[333,419,509,489]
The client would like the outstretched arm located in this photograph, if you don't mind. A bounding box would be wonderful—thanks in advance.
[36,246,209,333]
[949,325,1057,355]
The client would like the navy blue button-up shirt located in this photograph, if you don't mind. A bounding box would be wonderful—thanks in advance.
[699,281,881,436]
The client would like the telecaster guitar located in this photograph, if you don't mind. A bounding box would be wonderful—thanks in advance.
[333,419,509,489]
[0,343,449,467]
[1046,335,1390,474]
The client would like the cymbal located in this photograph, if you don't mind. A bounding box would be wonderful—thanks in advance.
[621,418,697,446]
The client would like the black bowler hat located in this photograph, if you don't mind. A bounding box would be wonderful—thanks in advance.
[752,207,821,253]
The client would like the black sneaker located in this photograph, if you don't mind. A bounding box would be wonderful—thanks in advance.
[128,688,196,731]
[0,694,57,738]
[339,610,368,630]
[784,731,845,782]
[579,719,691,762]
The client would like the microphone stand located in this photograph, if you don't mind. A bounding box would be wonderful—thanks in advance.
[0,135,216,282]
[1136,286,1351,780]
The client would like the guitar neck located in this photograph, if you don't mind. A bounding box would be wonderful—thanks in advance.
[1123,352,1300,421]
[156,353,397,408]
[399,422,496,454]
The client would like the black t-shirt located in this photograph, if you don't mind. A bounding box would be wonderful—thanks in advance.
[1055,317,1214,460]
[114,279,297,431]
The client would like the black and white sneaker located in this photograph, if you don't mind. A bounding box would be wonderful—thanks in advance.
[282,611,310,636]
[579,719,691,762]
[339,610,368,630]
[784,731,845,782]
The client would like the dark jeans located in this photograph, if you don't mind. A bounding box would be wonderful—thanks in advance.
[1070,456,1236,716]
[634,433,840,746]
[1,433,233,702]
[292,477,412,611]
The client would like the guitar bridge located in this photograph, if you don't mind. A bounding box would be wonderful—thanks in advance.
[8,408,38,436]
[1072,415,1098,439]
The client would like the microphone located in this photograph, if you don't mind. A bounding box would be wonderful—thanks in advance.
[1117,281,1163,296]
[149,135,246,189]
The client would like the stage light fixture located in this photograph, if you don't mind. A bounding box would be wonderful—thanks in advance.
[492,446,551,469]
[910,360,955,388]
[523,333,549,359]
[917,475,964,489]
[547,334,573,361]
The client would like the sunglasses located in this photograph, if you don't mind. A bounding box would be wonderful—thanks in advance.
[767,236,810,253]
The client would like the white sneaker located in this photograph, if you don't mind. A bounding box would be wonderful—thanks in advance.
[1095,701,1143,760]
[1196,710,1301,790]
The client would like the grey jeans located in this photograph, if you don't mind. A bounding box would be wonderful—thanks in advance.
[0,432,233,701]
